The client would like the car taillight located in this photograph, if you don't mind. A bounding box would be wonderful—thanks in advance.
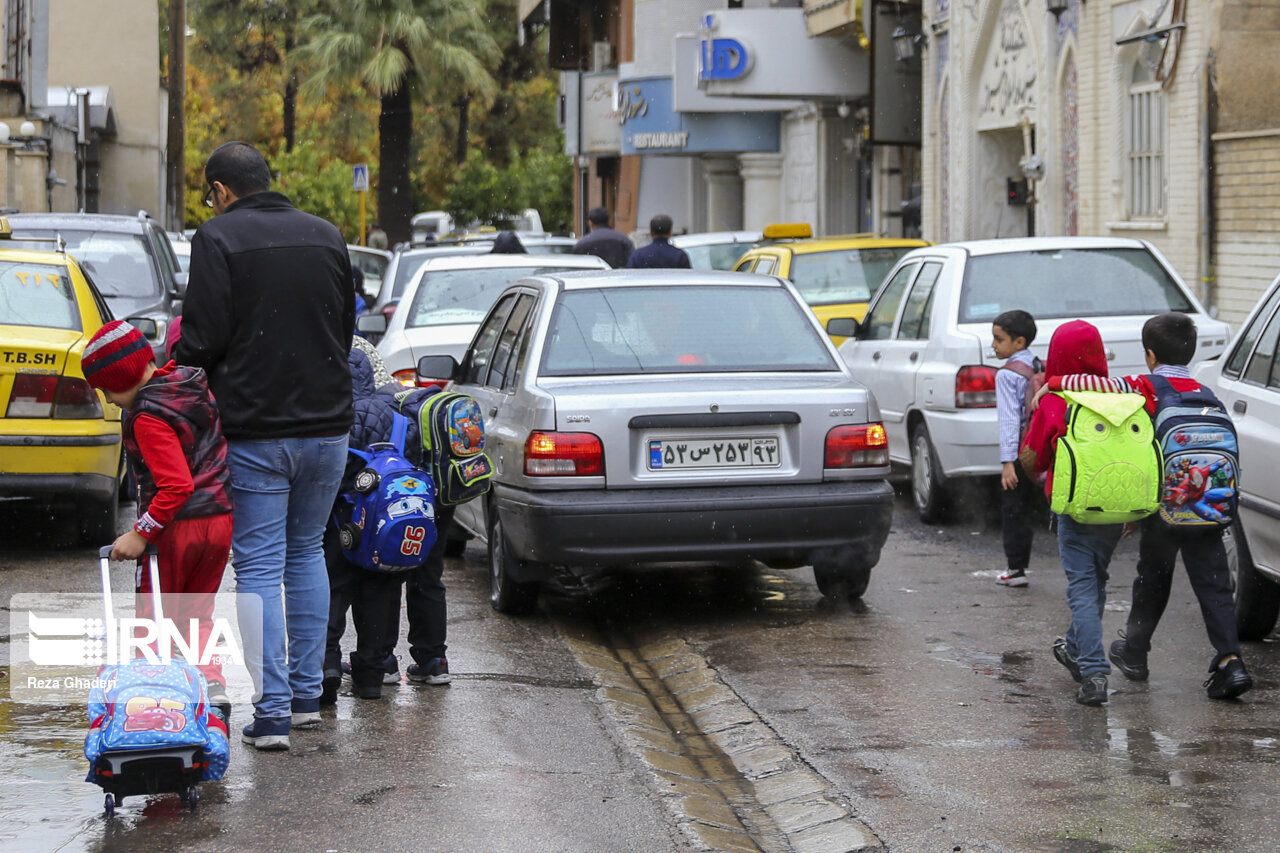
[6,374,102,418]
[524,431,604,476]
[392,368,446,388]
[54,377,103,418]
[825,423,889,468]
[956,366,997,408]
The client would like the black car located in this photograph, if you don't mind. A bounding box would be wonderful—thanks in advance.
[6,212,186,358]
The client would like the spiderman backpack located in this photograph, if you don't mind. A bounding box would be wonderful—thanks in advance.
[335,413,438,570]
[1149,375,1239,528]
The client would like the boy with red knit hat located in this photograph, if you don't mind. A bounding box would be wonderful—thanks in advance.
[81,320,235,721]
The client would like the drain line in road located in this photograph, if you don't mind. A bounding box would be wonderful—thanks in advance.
[558,622,882,853]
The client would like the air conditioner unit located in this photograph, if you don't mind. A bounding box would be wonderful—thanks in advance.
[592,41,613,72]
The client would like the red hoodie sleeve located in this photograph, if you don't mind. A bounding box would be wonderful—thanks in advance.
[1019,395,1067,476]
[131,413,195,541]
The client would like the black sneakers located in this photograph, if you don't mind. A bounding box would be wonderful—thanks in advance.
[1076,674,1109,706]
[1052,637,1082,683]
[1205,657,1253,700]
[407,657,452,685]
[1108,635,1149,682]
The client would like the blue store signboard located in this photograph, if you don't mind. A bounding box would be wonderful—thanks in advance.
[618,76,780,156]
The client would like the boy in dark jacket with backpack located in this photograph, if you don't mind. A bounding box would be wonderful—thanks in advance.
[992,310,1043,587]
[81,320,235,723]
[1034,312,1252,700]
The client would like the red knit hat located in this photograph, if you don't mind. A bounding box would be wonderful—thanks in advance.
[81,321,154,393]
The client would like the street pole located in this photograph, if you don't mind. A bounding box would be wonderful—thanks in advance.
[165,0,186,230]
[359,188,367,246]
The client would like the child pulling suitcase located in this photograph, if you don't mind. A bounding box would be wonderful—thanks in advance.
[84,546,229,816]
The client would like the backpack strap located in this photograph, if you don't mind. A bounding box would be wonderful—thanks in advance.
[390,412,409,455]
[1147,373,1180,411]
[1000,360,1035,379]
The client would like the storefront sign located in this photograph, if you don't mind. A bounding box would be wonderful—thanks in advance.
[694,8,869,100]
[618,76,780,156]
[580,72,621,155]
[673,37,803,113]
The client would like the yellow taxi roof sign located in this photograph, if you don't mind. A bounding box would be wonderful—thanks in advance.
[762,222,812,240]
[0,217,10,239]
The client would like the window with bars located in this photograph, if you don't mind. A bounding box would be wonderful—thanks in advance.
[1127,58,1166,219]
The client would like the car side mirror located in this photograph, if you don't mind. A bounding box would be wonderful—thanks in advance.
[171,272,188,297]
[417,354,460,384]
[356,313,388,336]
[127,316,159,341]
[826,318,860,339]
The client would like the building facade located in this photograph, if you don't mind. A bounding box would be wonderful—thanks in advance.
[924,0,1280,325]
[0,0,169,222]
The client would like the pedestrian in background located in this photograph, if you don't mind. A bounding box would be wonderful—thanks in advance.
[176,140,354,751]
[367,222,388,250]
[991,309,1043,587]
[626,214,692,269]
[1019,320,1122,707]
[489,231,527,254]
[572,206,634,268]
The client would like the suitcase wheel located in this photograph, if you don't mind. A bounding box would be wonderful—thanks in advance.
[187,787,198,810]
[104,793,116,817]
[338,523,361,550]
[354,468,380,494]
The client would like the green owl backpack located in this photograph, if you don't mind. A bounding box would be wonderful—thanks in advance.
[1049,390,1160,525]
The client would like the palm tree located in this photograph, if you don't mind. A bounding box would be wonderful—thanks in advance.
[297,0,497,243]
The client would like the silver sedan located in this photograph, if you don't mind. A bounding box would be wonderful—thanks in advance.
[418,270,895,613]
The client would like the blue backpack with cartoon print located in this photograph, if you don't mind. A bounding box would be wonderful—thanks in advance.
[335,413,438,571]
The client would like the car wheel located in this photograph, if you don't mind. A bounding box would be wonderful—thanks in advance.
[910,422,949,524]
[79,488,119,547]
[812,560,872,600]
[487,507,540,615]
[1226,521,1280,641]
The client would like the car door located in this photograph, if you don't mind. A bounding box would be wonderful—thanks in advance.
[454,291,535,536]
[872,261,943,458]
[1212,288,1280,577]
[839,260,921,460]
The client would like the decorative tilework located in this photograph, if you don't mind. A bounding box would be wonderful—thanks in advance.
[1055,0,1080,54]
[1062,54,1079,236]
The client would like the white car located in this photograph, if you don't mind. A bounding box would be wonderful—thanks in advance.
[670,230,761,270]
[1193,273,1280,641]
[376,254,610,385]
[834,237,1233,522]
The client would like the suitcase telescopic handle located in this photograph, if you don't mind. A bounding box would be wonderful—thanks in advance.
[98,543,163,630]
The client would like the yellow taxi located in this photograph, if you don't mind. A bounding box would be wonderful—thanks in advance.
[0,219,124,543]
[733,224,929,343]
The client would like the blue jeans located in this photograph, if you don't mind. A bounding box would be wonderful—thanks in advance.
[229,435,348,720]
[1057,515,1123,677]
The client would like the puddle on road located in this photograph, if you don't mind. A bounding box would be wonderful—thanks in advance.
[927,642,1034,684]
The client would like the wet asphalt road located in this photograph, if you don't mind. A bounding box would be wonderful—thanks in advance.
[1,486,1277,852]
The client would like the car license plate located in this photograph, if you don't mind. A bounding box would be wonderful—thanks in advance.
[648,437,780,470]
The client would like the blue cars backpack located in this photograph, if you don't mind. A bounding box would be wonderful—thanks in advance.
[336,413,438,571]
[85,657,230,784]
[1149,374,1239,527]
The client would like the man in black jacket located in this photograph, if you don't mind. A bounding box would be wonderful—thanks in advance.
[176,141,354,751]
[571,206,634,268]
[626,214,692,269]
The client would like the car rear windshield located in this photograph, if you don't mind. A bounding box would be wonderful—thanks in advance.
[683,242,754,270]
[8,230,157,299]
[958,248,1194,323]
[788,247,914,306]
[405,267,584,328]
[391,248,487,301]
[0,260,78,330]
[541,285,838,376]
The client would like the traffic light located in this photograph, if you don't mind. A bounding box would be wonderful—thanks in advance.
[1007,178,1029,206]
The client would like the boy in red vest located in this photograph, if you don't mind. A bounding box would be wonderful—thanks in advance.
[81,320,236,722]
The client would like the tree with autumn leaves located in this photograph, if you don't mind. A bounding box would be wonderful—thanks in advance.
[181,0,570,241]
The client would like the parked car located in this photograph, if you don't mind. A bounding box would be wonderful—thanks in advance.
[348,244,391,303]
[168,232,191,272]
[833,237,1233,523]
[0,222,125,543]
[732,223,928,341]
[373,254,611,385]
[670,230,761,270]
[416,269,895,613]
[5,212,186,360]
[369,243,494,322]
[1193,273,1280,640]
